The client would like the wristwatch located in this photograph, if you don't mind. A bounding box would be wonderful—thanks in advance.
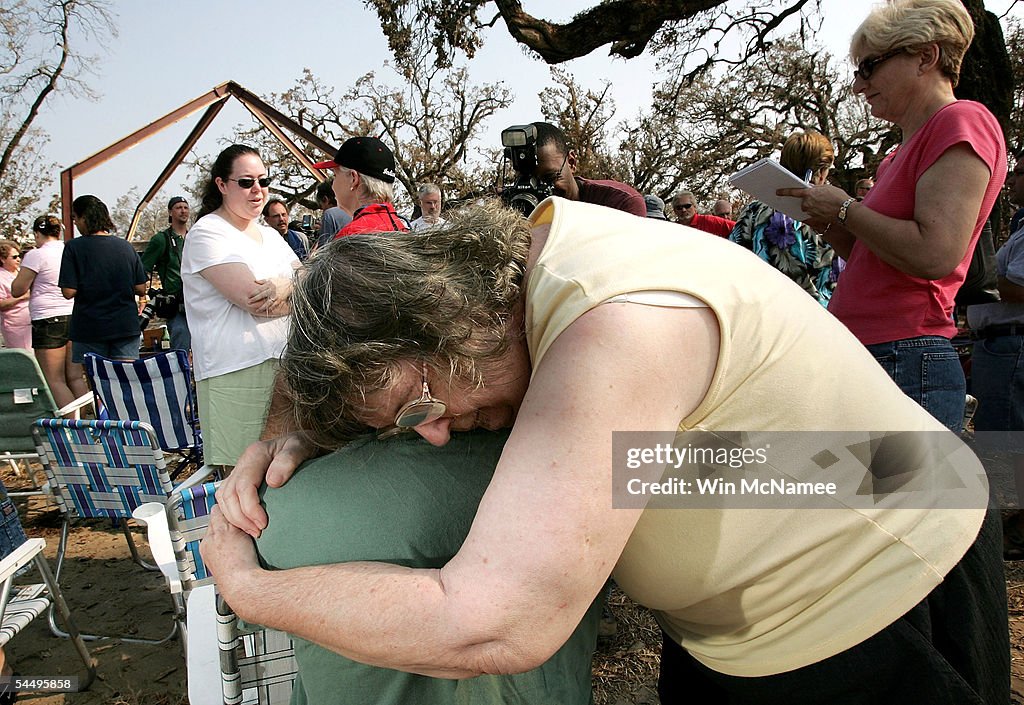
[837,197,857,225]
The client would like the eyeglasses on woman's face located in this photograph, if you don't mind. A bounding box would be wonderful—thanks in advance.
[227,176,272,189]
[6,253,20,261]
[853,48,904,81]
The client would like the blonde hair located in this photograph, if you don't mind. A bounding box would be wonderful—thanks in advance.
[780,130,834,179]
[850,0,974,87]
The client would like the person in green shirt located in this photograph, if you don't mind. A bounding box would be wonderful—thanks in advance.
[141,196,191,350]
[255,429,602,705]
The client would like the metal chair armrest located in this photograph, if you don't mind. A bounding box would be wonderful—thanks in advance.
[0,538,44,582]
[55,391,95,420]
[171,464,218,496]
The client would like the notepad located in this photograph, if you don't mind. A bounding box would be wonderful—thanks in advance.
[728,158,811,220]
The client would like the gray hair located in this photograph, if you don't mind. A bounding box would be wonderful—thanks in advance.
[283,199,532,449]
[417,183,442,200]
[340,166,395,204]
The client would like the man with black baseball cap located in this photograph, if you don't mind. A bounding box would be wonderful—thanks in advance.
[312,136,409,238]
[141,196,191,349]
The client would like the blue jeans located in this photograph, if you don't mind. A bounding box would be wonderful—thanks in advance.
[864,336,965,433]
[71,335,142,363]
[167,311,191,352]
[971,334,1024,433]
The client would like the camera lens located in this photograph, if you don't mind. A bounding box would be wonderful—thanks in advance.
[139,302,156,331]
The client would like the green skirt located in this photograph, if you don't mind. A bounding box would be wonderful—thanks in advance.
[196,359,278,466]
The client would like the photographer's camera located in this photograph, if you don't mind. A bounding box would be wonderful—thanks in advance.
[500,124,554,216]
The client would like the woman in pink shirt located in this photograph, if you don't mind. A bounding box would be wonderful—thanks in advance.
[0,240,30,350]
[11,215,88,407]
[784,0,1006,433]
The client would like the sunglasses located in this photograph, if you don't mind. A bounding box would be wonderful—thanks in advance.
[854,48,904,81]
[227,176,272,189]
[394,363,447,429]
[7,254,20,260]
[673,203,694,210]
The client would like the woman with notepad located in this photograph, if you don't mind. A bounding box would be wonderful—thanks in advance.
[781,0,1005,434]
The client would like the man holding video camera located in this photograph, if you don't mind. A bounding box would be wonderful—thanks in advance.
[141,196,191,350]
[528,122,645,216]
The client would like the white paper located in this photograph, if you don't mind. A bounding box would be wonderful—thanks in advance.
[12,388,35,404]
[728,158,811,220]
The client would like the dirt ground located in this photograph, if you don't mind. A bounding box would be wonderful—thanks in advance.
[2,450,1023,705]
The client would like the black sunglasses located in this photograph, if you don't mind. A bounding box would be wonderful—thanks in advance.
[228,176,272,189]
[854,48,904,81]
[673,203,694,210]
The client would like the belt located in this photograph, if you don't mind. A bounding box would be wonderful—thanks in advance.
[971,324,1024,339]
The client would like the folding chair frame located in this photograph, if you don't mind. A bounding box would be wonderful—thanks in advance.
[31,418,212,644]
[0,538,96,691]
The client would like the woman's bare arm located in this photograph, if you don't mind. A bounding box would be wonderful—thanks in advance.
[200,262,292,317]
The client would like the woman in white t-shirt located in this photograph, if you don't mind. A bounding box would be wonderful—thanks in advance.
[181,144,299,468]
[11,216,88,407]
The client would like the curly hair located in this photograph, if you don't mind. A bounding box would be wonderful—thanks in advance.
[0,239,18,261]
[196,144,261,220]
[851,0,974,87]
[281,199,532,449]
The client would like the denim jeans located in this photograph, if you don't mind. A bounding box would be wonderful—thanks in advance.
[864,336,965,433]
[971,334,1024,433]
[167,311,191,352]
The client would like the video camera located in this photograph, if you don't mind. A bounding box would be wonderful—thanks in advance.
[500,124,554,216]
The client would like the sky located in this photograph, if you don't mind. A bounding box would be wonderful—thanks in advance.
[28,0,1023,227]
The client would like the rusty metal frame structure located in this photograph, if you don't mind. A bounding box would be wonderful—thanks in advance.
[59,81,336,241]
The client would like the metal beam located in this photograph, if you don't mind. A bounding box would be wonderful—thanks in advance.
[59,80,339,242]
[225,82,336,158]
[127,97,230,241]
[66,82,232,179]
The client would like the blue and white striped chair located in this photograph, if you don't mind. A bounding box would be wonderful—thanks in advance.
[31,418,213,644]
[83,350,202,480]
[133,481,297,703]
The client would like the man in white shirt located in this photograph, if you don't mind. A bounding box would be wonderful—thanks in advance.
[410,183,447,231]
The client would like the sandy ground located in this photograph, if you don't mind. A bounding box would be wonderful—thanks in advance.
[2,446,1023,705]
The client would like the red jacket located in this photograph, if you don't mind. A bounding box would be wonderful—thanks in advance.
[333,203,409,238]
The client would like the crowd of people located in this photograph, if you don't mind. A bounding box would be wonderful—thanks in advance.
[0,0,1018,702]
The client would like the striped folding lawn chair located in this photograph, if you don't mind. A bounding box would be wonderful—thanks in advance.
[31,418,213,644]
[217,595,296,705]
[83,350,203,480]
[133,481,296,703]
[0,477,95,691]
[133,479,220,653]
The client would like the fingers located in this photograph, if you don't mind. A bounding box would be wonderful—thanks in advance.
[218,441,276,537]
[266,434,312,488]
